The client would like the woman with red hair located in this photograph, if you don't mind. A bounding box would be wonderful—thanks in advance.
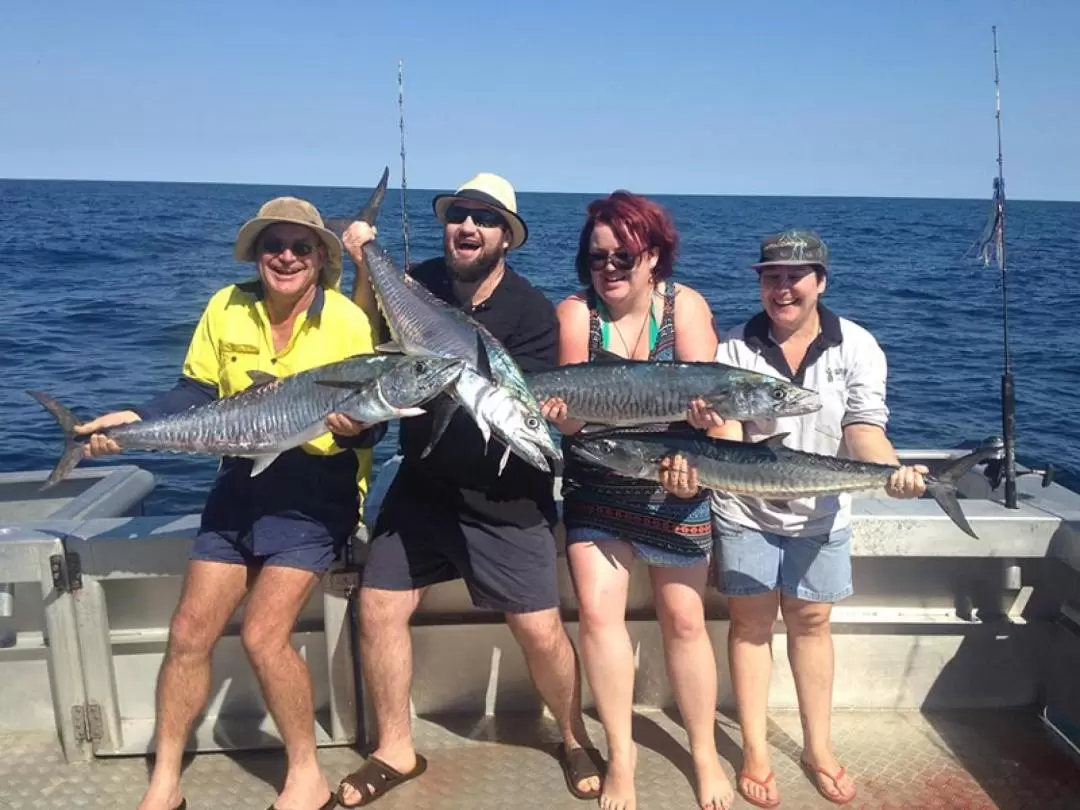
[542,191,733,810]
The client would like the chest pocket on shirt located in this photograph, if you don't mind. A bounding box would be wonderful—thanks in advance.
[218,340,263,396]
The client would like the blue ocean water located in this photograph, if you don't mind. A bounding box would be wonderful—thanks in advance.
[1,179,1075,516]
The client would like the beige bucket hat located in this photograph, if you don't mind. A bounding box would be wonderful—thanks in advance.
[432,173,529,250]
[233,197,344,290]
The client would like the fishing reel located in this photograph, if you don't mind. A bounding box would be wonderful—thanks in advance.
[983,458,1055,489]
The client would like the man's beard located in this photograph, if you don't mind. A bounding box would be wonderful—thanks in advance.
[445,244,505,284]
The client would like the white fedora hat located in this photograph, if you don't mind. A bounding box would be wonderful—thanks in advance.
[432,173,529,250]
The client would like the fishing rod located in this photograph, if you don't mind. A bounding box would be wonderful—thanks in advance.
[398,59,411,270]
[979,25,1018,509]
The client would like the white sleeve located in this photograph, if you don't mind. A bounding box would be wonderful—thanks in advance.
[842,328,890,429]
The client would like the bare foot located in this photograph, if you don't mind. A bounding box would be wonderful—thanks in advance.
[337,745,418,807]
[272,764,332,810]
[136,780,184,810]
[801,749,856,804]
[737,747,779,808]
[693,753,735,810]
[600,744,637,810]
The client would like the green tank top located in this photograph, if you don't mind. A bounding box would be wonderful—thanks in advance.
[595,296,660,354]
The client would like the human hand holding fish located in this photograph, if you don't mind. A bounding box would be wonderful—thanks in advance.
[659,453,701,499]
[540,397,587,436]
[325,412,370,437]
[341,221,377,264]
[74,410,141,457]
[885,465,928,499]
[686,398,725,431]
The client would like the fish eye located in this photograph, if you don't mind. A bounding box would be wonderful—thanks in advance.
[413,360,427,373]
[771,389,787,400]
[525,416,541,430]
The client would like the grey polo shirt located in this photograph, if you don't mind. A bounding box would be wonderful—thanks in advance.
[710,305,890,537]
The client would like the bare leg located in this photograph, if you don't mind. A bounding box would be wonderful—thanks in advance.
[241,565,327,810]
[651,564,733,810]
[728,592,781,807]
[138,561,251,810]
[337,585,425,807]
[565,539,635,809]
[781,594,855,802]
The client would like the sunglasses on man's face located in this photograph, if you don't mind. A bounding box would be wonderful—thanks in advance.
[260,236,317,257]
[588,250,637,272]
[444,204,506,228]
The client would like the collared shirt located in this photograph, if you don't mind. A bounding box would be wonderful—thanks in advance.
[711,305,890,536]
[395,257,560,527]
[135,280,378,542]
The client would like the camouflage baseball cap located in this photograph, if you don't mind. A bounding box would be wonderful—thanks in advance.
[750,228,829,271]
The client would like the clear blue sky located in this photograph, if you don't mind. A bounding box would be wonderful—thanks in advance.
[3,0,1077,200]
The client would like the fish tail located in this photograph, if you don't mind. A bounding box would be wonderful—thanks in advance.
[357,167,390,225]
[925,440,1002,539]
[26,390,86,489]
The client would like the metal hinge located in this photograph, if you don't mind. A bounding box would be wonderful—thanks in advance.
[50,551,83,593]
[72,703,103,743]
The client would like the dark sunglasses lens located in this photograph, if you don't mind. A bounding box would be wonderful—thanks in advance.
[589,251,635,271]
[261,237,314,256]
[446,205,504,228]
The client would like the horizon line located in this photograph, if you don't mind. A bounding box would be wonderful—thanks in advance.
[1,174,1076,205]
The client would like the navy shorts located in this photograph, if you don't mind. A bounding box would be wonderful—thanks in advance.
[190,514,342,574]
[362,476,559,614]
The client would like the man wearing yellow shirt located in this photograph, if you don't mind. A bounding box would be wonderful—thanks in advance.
[76,197,377,810]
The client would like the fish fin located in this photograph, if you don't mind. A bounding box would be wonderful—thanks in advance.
[27,390,86,490]
[474,332,493,379]
[498,444,512,475]
[393,406,426,418]
[591,347,625,363]
[420,401,460,458]
[247,370,277,385]
[248,453,282,477]
[755,433,790,449]
[321,217,352,233]
[578,423,621,436]
[924,441,1001,540]
[375,341,405,354]
[357,167,390,225]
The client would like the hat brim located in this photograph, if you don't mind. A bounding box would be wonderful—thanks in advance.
[750,260,826,271]
[233,217,344,290]
[432,190,528,250]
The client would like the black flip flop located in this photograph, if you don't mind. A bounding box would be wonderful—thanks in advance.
[266,792,336,810]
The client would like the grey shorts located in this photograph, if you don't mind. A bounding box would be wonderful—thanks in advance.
[712,514,853,603]
[362,477,560,614]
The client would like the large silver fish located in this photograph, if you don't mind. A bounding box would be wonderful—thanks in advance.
[347,167,559,474]
[568,431,1004,539]
[525,355,822,425]
[29,353,466,488]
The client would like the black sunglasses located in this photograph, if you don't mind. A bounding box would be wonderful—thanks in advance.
[260,236,317,257]
[444,204,507,228]
[588,250,637,272]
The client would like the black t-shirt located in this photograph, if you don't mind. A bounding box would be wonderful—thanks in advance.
[395,257,559,526]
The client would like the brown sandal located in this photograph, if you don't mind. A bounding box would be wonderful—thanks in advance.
[556,743,605,800]
[336,754,428,807]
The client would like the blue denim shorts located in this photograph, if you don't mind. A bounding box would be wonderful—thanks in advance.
[711,515,853,603]
[191,515,341,574]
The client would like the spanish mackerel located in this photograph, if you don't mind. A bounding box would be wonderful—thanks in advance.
[349,167,559,473]
[525,357,822,425]
[568,431,1004,538]
[29,353,466,488]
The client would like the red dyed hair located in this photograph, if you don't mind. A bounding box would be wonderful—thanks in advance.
[575,190,679,286]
